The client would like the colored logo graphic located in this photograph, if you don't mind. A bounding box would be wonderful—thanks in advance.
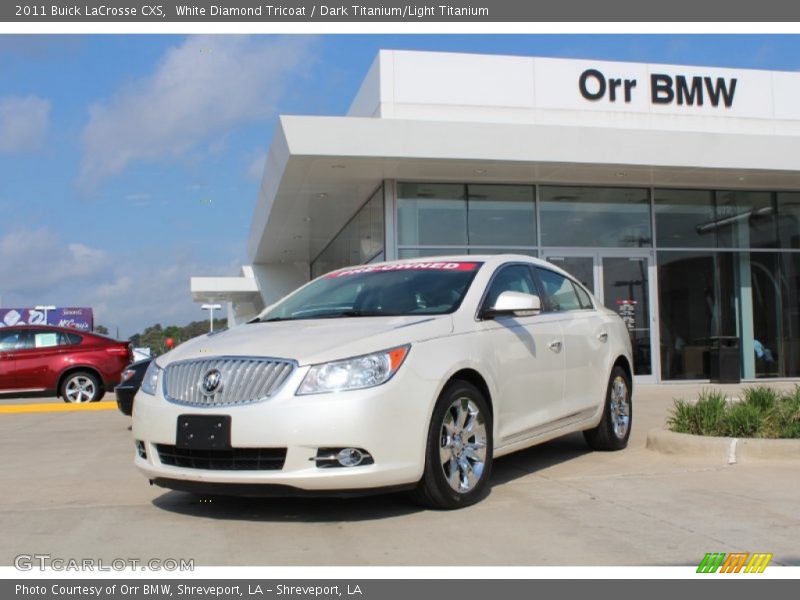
[697,552,773,573]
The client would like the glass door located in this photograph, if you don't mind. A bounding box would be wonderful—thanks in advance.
[600,255,654,379]
[544,250,658,382]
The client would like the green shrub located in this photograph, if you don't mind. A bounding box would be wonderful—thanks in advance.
[722,402,762,438]
[742,386,778,411]
[667,390,727,436]
[760,387,800,439]
[667,386,800,439]
[693,390,728,435]
[667,399,695,434]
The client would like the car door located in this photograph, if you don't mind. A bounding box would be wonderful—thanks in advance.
[535,267,609,416]
[0,328,23,392]
[13,329,61,392]
[476,263,566,443]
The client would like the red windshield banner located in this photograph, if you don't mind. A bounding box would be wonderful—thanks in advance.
[327,262,480,278]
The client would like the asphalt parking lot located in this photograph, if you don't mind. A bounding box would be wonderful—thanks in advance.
[1,384,798,567]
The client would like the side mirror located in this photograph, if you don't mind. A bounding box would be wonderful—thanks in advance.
[483,291,542,319]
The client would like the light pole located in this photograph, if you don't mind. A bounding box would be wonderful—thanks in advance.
[34,305,56,325]
[201,303,222,333]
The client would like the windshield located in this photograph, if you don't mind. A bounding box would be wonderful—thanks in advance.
[257,261,482,322]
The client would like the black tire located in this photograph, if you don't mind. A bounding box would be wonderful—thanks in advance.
[583,365,632,451]
[411,380,493,510]
[60,371,104,403]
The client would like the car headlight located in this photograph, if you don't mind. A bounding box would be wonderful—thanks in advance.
[297,345,410,395]
[140,362,162,396]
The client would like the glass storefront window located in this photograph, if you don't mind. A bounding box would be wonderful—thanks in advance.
[777,192,800,250]
[657,249,800,380]
[467,248,537,257]
[658,251,722,380]
[397,183,467,246]
[540,186,652,248]
[714,190,778,249]
[742,252,800,379]
[780,253,800,377]
[655,189,716,248]
[749,253,782,378]
[467,185,536,246]
[545,256,594,292]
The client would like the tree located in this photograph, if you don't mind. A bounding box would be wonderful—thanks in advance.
[127,319,228,357]
[94,325,109,335]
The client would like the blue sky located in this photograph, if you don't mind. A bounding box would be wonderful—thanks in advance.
[1,34,799,338]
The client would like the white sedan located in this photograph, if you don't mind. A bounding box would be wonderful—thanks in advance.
[133,255,633,509]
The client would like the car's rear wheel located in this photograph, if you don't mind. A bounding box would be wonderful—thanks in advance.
[583,365,632,451]
[412,380,493,509]
[61,372,103,403]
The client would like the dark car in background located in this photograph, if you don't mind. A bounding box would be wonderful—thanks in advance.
[0,325,132,403]
[115,358,152,416]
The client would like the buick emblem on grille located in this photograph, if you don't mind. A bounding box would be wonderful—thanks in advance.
[200,369,223,396]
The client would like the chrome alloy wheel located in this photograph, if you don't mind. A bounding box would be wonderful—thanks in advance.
[64,375,96,403]
[610,375,630,439]
[439,396,488,493]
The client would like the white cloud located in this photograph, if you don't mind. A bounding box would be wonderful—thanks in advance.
[90,260,238,335]
[79,35,315,189]
[0,95,51,154]
[0,227,241,338]
[0,228,110,294]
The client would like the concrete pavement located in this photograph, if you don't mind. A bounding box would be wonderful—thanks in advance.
[0,384,798,566]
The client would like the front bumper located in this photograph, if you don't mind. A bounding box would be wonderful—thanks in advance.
[131,364,436,492]
[115,384,136,416]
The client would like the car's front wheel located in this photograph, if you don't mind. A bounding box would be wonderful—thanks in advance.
[61,371,104,403]
[412,380,493,509]
[583,365,632,451]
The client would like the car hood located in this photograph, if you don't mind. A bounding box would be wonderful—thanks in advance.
[158,315,454,367]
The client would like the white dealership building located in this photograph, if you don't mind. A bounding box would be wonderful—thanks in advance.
[191,49,800,383]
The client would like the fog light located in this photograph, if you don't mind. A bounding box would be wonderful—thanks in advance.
[135,440,147,459]
[314,447,374,468]
[337,447,364,467]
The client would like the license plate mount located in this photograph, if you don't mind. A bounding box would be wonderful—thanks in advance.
[176,415,231,450]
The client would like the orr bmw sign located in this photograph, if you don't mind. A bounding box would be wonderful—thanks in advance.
[578,68,737,108]
[525,57,793,120]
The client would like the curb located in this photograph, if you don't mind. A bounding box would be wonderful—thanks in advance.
[646,428,800,464]
[0,401,118,415]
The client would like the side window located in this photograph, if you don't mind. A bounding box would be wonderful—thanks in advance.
[0,330,21,352]
[57,332,82,346]
[536,269,582,312]
[483,264,539,310]
[0,331,34,350]
[573,282,594,309]
[34,331,59,348]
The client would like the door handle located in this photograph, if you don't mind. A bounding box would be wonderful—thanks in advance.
[548,340,562,353]
[597,332,609,342]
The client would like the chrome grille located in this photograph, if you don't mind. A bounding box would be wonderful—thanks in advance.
[163,357,295,407]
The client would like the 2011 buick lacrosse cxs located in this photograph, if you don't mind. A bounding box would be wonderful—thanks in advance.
[132,255,633,509]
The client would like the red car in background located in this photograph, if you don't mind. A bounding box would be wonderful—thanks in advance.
[0,325,132,403]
